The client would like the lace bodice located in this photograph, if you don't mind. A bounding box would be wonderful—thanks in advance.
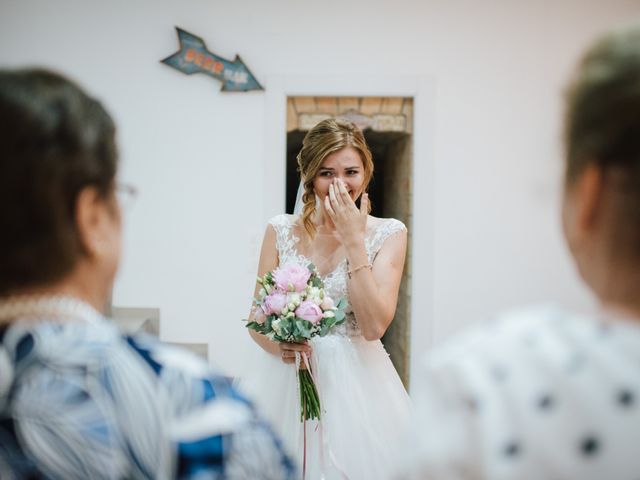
[269,214,406,338]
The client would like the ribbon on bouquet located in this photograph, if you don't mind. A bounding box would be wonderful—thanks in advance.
[295,351,349,480]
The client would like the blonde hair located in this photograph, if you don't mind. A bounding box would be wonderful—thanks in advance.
[296,118,374,238]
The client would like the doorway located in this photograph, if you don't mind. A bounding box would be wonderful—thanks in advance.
[285,96,414,388]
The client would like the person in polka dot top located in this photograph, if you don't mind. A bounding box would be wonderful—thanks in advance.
[395,24,640,480]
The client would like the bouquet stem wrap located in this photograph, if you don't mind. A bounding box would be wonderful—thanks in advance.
[244,263,350,478]
[296,351,321,421]
[296,351,319,480]
[295,351,350,480]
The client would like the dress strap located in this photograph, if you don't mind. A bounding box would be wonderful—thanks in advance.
[268,214,299,263]
[365,218,407,263]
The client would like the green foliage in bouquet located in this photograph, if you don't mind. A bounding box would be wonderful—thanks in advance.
[244,263,349,421]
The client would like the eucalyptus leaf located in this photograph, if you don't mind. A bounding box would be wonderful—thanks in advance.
[295,319,312,337]
[336,298,348,310]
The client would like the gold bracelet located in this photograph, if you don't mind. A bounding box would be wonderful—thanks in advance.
[347,263,372,279]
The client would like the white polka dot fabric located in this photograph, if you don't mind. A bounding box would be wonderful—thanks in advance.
[395,305,640,480]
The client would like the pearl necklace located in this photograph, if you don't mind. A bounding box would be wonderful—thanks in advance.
[0,295,104,325]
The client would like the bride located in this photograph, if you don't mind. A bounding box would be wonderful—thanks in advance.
[238,118,411,479]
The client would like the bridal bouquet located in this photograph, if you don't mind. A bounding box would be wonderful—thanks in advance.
[245,263,347,421]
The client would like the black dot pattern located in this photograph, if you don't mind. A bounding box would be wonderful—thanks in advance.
[422,311,640,473]
[580,436,599,457]
[617,389,635,408]
[503,441,521,458]
[464,396,479,412]
[537,394,554,411]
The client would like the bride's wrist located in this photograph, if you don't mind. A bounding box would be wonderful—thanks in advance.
[345,244,368,269]
[343,233,365,251]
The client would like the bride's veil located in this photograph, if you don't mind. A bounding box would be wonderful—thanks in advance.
[293,181,304,216]
[293,181,322,217]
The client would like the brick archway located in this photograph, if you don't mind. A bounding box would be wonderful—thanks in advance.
[286,96,414,388]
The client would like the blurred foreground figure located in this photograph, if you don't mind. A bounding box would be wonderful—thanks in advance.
[396,24,640,480]
[0,68,295,479]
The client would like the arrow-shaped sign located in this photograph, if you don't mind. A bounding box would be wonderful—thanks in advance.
[161,27,264,92]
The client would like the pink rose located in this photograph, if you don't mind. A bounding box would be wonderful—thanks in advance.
[261,292,288,316]
[273,264,312,293]
[253,307,267,325]
[295,300,324,324]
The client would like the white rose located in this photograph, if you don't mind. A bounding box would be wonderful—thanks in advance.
[321,296,335,310]
[323,310,335,318]
[272,319,282,335]
[288,293,302,307]
[308,287,322,305]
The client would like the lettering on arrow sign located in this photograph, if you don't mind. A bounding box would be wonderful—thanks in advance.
[161,27,264,92]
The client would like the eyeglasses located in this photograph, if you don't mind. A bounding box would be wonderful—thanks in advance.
[115,182,138,210]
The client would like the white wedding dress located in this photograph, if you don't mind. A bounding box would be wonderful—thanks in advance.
[238,214,411,480]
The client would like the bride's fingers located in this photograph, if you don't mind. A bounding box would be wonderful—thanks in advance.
[337,179,354,207]
[324,195,337,219]
[360,192,369,217]
[330,183,351,221]
[283,347,312,356]
[280,343,312,354]
[333,180,342,198]
[280,345,305,353]
[280,349,311,364]
[329,183,341,209]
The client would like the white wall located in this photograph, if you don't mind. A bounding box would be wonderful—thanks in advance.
[2,0,639,380]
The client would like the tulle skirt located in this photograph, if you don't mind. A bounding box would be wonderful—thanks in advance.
[236,334,411,480]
